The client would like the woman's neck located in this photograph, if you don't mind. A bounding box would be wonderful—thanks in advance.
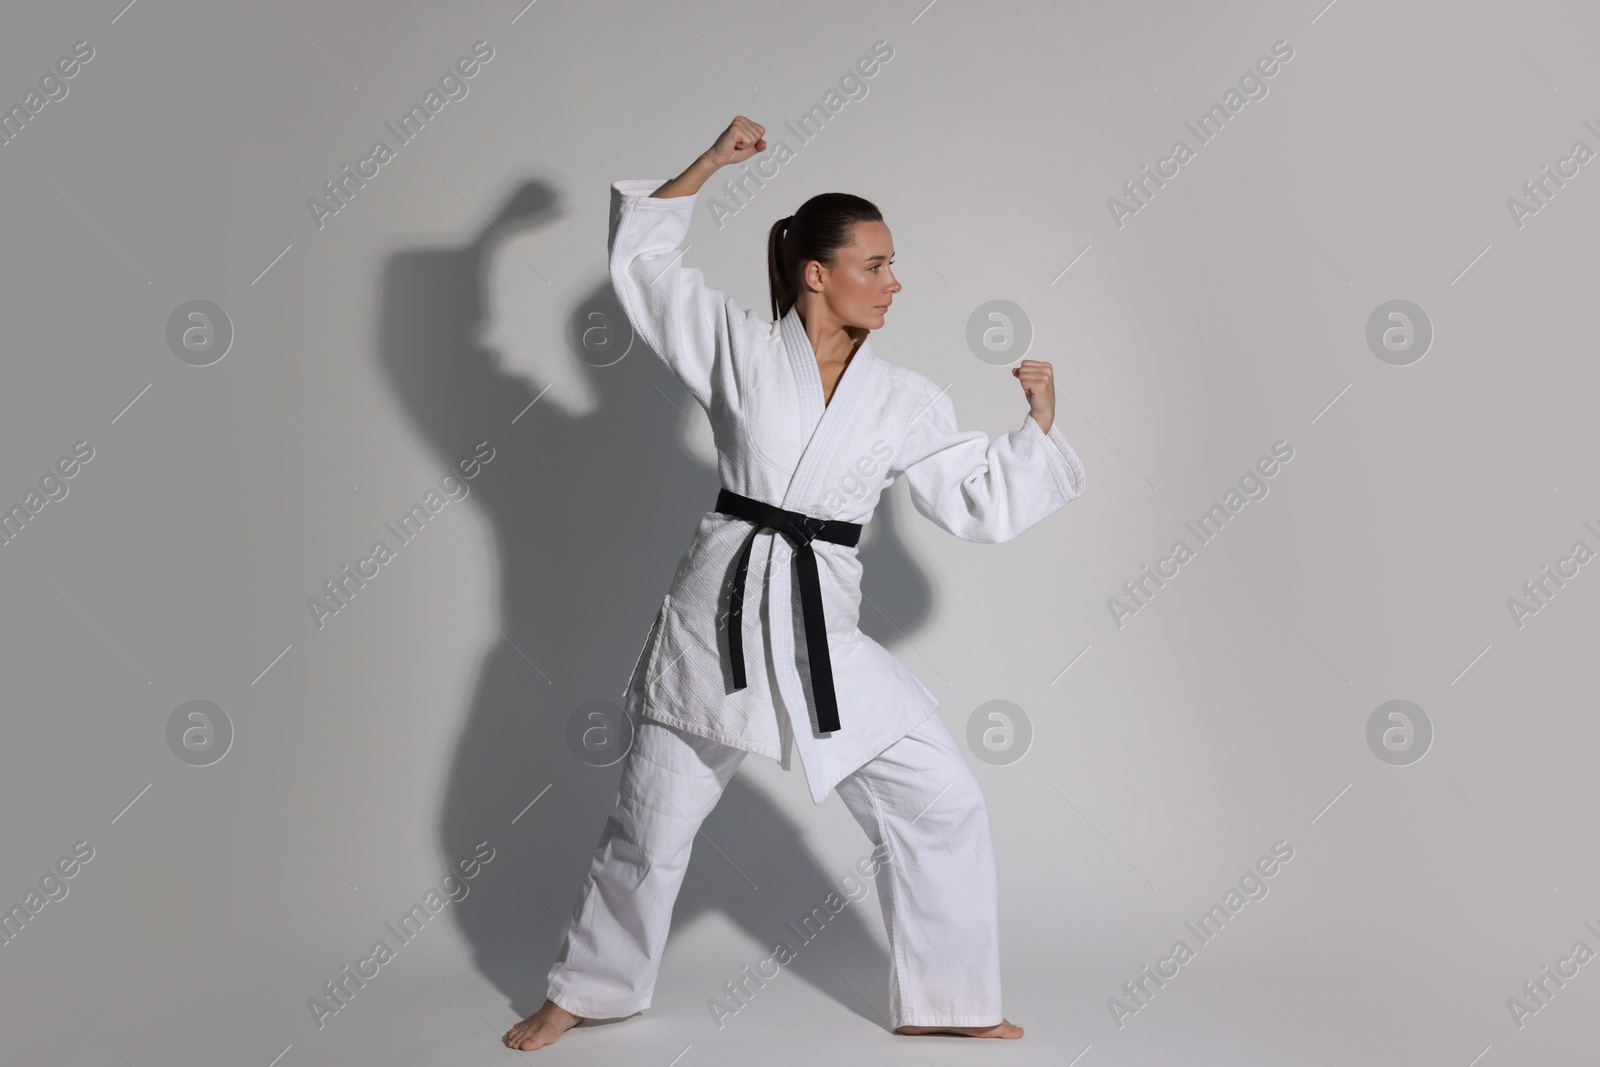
[796,304,865,365]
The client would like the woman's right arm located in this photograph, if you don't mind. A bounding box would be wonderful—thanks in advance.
[653,116,766,198]
[606,117,768,409]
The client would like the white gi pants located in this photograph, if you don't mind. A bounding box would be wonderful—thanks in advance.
[545,712,1004,1028]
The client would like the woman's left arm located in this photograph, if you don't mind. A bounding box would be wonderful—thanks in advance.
[895,372,1086,544]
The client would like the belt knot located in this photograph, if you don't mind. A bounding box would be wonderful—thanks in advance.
[785,514,827,546]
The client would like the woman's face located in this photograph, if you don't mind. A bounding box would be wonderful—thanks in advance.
[806,220,899,331]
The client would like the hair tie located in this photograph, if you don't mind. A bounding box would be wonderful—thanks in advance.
[781,214,794,233]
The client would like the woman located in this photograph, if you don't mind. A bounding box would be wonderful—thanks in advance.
[505,116,1086,1051]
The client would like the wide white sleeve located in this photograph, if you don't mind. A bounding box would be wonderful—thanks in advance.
[607,178,757,410]
[894,381,1087,543]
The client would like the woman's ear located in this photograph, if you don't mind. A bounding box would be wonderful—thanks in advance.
[800,259,822,293]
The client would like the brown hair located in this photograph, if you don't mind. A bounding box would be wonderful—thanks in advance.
[766,192,884,322]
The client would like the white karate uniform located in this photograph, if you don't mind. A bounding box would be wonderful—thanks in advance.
[543,177,1087,1028]
[547,712,1005,1027]
[604,178,1087,805]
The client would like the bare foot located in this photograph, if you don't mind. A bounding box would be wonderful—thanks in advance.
[504,999,584,1051]
[894,1019,1023,1038]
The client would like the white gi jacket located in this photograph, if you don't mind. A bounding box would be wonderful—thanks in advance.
[609,178,1087,804]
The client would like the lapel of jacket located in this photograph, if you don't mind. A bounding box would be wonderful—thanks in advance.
[778,305,879,513]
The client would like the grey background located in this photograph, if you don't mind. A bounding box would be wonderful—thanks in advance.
[2,1,1595,1064]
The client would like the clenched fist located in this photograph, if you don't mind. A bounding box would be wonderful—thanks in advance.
[706,115,767,167]
[1012,360,1057,434]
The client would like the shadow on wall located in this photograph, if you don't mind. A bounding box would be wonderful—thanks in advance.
[373,178,933,1029]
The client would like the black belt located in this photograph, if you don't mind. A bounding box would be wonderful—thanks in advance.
[715,488,863,733]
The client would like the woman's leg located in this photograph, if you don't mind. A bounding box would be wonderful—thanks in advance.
[544,716,746,1019]
[833,712,1008,1031]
